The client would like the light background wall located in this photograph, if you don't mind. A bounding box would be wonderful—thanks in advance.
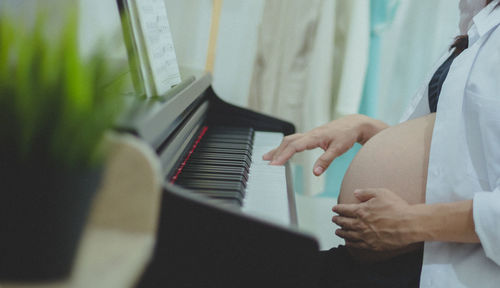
[163,0,211,73]
[78,0,263,107]
[164,0,265,107]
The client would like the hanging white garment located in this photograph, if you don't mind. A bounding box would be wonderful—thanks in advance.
[212,0,265,107]
[330,1,370,120]
[377,0,460,125]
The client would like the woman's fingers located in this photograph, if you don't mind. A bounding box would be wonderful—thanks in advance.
[262,117,363,170]
[345,241,370,249]
[335,229,362,242]
[262,148,277,160]
[271,137,313,165]
[331,215,358,230]
[263,134,302,162]
[264,133,319,165]
[332,203,360,218]
[312,147,343,176]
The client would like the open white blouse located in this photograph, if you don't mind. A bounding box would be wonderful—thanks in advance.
[400,1,500,287]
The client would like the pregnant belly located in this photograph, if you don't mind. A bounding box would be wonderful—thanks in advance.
[338,113,436,262]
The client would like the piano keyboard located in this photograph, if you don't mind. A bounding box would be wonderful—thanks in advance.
[242,131,290,226]
[171,127,291,226]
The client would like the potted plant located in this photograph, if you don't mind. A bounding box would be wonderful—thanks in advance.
[0,11,124,281]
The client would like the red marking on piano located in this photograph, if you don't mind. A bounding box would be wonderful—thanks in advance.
[170,126,209,184]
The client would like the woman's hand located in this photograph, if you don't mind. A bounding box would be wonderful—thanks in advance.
[263,114,388,176]
[332,188,419,251]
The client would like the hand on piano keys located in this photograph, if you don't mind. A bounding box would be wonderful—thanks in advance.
[171,126,292,226]
[262,114,378,176]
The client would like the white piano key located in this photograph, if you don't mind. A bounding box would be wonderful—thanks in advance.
[242,131,291,226]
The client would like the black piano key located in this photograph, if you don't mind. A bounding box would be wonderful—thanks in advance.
[169,125,257,207]
[177,172,247,187]
[196,147,252,157]
[198,142,251,151]
[195,154,251,169]
[176,179,245,197]
[201,137,253,145]
[190,152,252,168]
[180,164,249,181]
[186,158,250,173]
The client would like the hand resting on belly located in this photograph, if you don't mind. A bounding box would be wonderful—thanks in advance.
[338,113,436,262]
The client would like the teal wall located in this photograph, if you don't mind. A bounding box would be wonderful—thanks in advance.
[320,0,399,198]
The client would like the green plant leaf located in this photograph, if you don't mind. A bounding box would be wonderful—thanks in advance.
[0,7,125,171]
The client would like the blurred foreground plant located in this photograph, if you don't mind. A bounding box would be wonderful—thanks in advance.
[0,11,124,171]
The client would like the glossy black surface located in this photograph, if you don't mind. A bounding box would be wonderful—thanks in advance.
[174,127,254,206]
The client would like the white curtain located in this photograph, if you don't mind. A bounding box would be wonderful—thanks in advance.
[212,0,265,107]
[377,0,460,125]
[248,0,370,196]
[331,0,371,120]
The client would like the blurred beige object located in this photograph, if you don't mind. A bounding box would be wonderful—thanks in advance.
[89,133,162,233]
[0,133,163,288]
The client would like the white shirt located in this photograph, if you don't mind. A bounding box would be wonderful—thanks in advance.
[400,1,500,287]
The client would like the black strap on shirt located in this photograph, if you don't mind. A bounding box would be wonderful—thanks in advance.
[428,34,469,113]
[428,51,459,113]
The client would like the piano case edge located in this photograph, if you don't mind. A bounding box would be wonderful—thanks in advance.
[137,183,320,288]
[115,73,296,151]
[206,86,296,136]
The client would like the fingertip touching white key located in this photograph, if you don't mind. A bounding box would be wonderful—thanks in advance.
[242,131,291,227]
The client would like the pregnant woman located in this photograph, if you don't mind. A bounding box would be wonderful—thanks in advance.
[264,0,500,287]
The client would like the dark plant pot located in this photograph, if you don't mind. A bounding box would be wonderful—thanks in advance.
[0,166,101,282]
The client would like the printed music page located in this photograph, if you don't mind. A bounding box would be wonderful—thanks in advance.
[131,0,181,97]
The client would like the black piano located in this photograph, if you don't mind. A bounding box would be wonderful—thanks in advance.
[114,0,320,285]
[117,73,320,288]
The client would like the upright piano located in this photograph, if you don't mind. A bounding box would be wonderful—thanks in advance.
[117,72,320,287]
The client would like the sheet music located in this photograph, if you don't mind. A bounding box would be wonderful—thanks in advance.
[131,0,181,97]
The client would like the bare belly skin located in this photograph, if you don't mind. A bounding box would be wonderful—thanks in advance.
[338,113,436,262]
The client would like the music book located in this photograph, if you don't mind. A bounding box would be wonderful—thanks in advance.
[122,0,181,98]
